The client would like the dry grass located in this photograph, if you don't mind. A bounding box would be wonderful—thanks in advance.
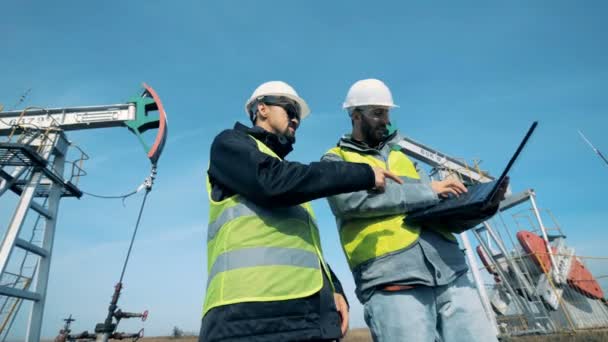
[132,328,372,341]
[342,328,373,341]
[137,338,197,342]
[89,328,608,342]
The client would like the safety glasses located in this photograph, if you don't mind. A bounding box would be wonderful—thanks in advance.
[260,96,301,121]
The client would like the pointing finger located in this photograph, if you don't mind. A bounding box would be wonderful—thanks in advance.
[384,170,403,184]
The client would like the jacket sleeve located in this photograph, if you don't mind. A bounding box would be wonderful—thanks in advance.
[322,152,440,220]
[207,129,375,207]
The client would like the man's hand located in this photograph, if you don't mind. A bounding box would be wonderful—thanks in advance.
[371,166,403,191]
[431,179,467,198]
[334,293,349,337]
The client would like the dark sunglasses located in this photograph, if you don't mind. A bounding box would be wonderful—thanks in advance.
[261,96,301,121]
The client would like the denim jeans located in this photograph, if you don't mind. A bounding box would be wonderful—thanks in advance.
[363,273,498,342]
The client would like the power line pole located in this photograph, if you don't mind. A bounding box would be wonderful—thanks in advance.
[578,130,608,168]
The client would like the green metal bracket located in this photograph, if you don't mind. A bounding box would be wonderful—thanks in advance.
[124,83,168,165]
[125,95,157,153]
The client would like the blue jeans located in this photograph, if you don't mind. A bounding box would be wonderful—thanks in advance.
[363,273,498,342]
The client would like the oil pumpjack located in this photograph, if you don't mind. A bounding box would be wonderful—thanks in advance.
[0,83,167,341]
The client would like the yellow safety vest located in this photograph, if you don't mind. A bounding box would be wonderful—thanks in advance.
[326,146,456,270]
[203,136,330,316]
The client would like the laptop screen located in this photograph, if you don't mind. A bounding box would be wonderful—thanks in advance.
[488,121,538,199]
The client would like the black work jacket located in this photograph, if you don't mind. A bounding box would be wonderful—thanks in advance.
[200,122,374,342]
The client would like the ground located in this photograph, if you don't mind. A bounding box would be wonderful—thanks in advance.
[99,328,608,341]
[126,328,371,341]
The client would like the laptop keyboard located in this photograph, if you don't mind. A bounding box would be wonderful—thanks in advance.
[466,182,493,203]
[432,181,496,210]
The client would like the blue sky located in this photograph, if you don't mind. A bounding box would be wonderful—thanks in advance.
[1,0,607,339]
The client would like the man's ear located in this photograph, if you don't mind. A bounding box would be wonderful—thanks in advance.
[257,103,269,120]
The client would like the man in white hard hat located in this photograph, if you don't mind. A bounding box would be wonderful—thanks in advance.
[199,81,403,342]
[321,79,507,342]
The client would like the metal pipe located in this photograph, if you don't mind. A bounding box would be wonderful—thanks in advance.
[528,194,559,282]
[460,231,499,335]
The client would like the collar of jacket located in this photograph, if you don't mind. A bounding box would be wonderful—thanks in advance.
[336,131,402,153]
[234,122,294,159]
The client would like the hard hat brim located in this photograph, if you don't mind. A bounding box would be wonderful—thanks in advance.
[343,102,399,109]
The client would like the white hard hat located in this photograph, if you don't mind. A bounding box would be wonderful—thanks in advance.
[245,81,311,120]
[343,79,399,109]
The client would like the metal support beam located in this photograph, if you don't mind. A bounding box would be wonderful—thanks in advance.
[0,104,136,134]
[25,134,65,342]
[0,286,40,302]
[499,189,535,212]
[0,166,28,197]
[0,296,25,342]
[0,170,45,276]
[528,194,560,283]
[473,226,536,321]
[397,137,494,183]
[459,231,499,336]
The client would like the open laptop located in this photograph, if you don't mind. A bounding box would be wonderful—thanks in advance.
[405,121,538,233]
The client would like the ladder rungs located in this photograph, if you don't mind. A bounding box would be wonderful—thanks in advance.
[0,286,40,301]
[15,239,48,258]
[0,169,22,195]
[30,201,53,219]
[0,168,14,182]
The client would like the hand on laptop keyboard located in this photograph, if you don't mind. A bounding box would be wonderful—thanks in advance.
[431,178,467,198]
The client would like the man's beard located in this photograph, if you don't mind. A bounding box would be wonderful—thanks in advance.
[283,125,297,144]
[361,119,387,147]
[284,133,296,144]
[278,129,296,145]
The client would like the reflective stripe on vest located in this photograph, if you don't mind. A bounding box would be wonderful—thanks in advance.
[203,135,327,316]
[327,146,456,269]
